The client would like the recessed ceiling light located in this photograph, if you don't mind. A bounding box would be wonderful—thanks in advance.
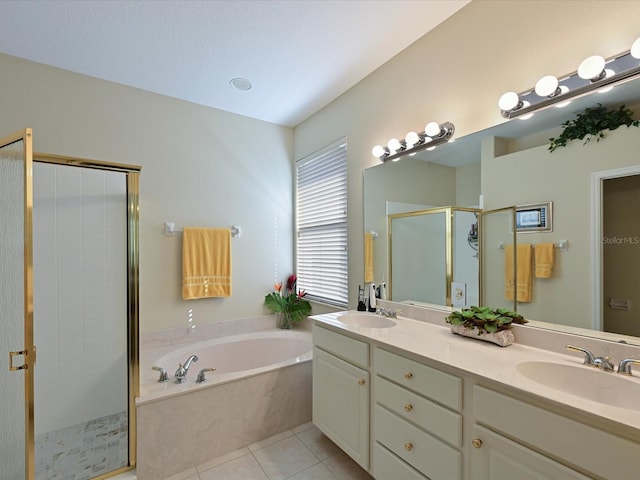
[230,78,252,91]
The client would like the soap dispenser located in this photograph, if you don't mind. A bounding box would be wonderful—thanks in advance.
[368,283,377,312]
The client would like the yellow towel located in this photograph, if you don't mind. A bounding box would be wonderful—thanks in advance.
[535,243,555,278]
[504,244,532,303]
[364,233,374,283]
[182,228,232,299]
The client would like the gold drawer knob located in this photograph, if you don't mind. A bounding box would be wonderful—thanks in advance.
[404,372,413,380]
[404,403,413,412]
[404,442,413,452]
[472,438,483,449]
[358,379,366,385]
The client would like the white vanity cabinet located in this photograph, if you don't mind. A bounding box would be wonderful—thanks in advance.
[472,385,640,480]
[372,347,463,480]
[312,325,370,470]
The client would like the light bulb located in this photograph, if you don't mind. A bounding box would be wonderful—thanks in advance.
[371,145,386,158]
[405,131,420,148]
[632,37,640,59]
[424,122,441,137]
[387,138,401,153]
[498,91,520,111]
[535,75,560,97]
[578,55,605,81]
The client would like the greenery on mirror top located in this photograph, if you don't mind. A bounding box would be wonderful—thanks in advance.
[445,306,528,335]
[549,103,640,152]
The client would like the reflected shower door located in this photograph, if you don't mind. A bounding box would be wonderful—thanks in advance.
[0,129,35,479]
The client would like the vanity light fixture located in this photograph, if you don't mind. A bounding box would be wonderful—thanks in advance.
[371,121,455,162]
[499,35,640,119]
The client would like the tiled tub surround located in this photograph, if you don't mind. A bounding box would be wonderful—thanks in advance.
[137,317,313,479]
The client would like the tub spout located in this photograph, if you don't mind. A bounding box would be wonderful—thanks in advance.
[175,355,199,383]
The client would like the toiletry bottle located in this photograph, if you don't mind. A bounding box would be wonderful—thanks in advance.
[368,283,377,312]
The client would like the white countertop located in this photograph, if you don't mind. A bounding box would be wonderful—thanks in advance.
[311,311,640,434]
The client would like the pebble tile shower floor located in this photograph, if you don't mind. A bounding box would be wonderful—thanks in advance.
[35,411,128,480]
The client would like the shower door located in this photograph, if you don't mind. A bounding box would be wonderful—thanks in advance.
[0,128,36,479]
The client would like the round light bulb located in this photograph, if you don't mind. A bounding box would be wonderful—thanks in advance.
[578,55,605,81]
[498,91,520,111]
[371,145,386,158]
[424,122,441,137]
[387,138,401,153]
[535,75,559,97]
[405,131,420,148]
[631,37,640,59]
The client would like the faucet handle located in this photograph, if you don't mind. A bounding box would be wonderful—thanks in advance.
[151,366,169,383]
[618,358,640,375]
[196,367,217,384]
[565,345,596,366]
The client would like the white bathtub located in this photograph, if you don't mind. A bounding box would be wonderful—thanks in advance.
[136,325,313,479]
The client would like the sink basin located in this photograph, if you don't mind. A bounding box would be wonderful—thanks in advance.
[337,313,396,328]
[517,361,640,411]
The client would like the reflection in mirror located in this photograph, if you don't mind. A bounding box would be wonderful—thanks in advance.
[363,76,640,344]
[389,207,481,308]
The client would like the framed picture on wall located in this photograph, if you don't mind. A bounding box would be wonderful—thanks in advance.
[515,202,552,233]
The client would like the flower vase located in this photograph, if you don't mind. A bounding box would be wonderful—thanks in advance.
[279,311,293,329]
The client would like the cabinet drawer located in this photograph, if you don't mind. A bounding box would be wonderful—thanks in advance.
[376,376,462,447]
[474,385,640,480]
[373,442,429,480]
[375,405,461,480]
[313,324,369,368]
[375,347,462,410]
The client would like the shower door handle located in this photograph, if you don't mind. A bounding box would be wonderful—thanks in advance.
[9,347,35,371]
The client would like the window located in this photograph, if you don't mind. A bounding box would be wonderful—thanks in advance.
[296,138,348,307]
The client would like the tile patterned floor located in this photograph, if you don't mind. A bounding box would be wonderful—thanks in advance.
[113,422,372,480]
[35,411,129,480]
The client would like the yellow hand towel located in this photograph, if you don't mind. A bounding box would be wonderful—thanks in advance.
[504,243,532,303]
[182,228,232,299]
[364,233,374,283]
[535,243,555,278]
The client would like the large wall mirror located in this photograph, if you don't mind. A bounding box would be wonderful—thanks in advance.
[363,77,640,345]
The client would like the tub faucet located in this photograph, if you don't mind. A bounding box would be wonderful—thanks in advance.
[175,355,198,383]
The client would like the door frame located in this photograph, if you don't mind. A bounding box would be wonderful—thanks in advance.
[590,165,640,331]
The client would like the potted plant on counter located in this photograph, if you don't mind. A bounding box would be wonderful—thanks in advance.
[445,306,528,347]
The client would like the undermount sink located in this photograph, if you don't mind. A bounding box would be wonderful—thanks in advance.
[337,313,396,329]
[517,361,640,411]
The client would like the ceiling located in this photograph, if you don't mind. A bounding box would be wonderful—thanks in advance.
[0,0,469,127]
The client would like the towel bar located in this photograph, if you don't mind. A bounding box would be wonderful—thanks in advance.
[164,222,240,238]
[497,240,568,251]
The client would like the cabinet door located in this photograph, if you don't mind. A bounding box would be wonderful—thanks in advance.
[313,347,369,470]
[471,425,591,480]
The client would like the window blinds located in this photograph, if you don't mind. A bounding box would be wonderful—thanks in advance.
[296,139,348,307]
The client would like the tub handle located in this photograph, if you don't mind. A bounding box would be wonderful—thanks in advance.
[151,366,169,383]
[196,367,217,384]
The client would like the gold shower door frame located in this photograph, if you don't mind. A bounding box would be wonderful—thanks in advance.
[1,125,140,480]
[1,128,35,480]
[33,152,141,479]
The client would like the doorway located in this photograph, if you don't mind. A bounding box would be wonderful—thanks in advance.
[602,174,640,337]
[592,166,640,336]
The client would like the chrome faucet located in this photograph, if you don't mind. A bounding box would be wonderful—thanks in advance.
[565,345,614,371]
[174,355,198,383]
[618,358,640,376]
[376,307,401,319]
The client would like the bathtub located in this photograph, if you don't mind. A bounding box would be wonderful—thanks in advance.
[136,325,313,479]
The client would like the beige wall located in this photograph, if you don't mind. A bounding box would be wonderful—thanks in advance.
[0,53,293,333]
[482,127,640,328]
[294,0,640,308]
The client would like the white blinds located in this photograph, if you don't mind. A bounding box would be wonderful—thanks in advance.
[296,138,348,307]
